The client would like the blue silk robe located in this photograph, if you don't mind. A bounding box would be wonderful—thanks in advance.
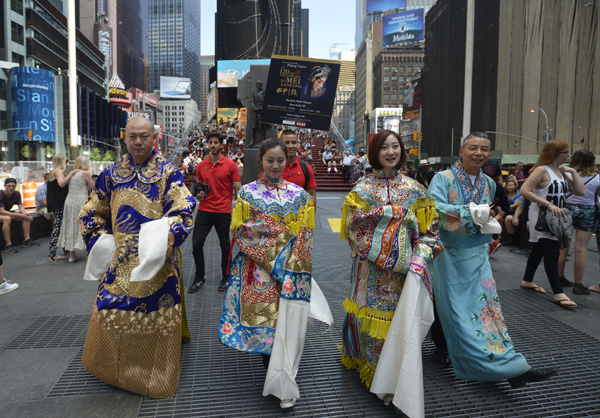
[429,160,530,381]
[80,150,196,398]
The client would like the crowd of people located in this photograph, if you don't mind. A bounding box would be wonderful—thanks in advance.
[2,119,599,417]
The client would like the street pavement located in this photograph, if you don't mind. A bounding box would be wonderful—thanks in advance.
[1,191,599,418]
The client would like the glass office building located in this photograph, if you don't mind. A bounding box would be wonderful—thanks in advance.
[148,0,201,104]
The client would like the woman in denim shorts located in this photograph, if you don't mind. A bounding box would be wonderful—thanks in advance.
[557,150,600,295]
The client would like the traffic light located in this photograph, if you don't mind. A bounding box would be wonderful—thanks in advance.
[28,130,33,140]
[120,129,124,138]
[413,131,418,142]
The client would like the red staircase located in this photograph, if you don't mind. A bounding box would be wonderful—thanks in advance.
[310,137,354,192]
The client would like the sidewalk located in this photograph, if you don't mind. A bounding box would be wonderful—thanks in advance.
[1,192,599,418]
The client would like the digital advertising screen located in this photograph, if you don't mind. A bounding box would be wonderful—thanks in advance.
[366,0,407,13]
[382,8,425,47]
[217,59,271,88]
[160,76,192,99]
[262,55,340,131]
[10,67,56,142]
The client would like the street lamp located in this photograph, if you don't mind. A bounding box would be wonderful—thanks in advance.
[530,108,551,142]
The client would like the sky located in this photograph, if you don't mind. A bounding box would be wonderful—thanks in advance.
[200,0,356,60]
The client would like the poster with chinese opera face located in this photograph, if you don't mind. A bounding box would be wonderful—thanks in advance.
[261,55,340,131]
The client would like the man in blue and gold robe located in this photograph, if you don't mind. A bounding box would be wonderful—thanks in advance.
[79,117,195,398]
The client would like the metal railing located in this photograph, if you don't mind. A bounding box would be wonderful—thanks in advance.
[0,161,112,184]
[167,122,195,163]
[329,121,354,156]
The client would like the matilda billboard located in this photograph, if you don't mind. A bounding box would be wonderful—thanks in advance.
[261,56,340,131]
[10,67,56,142]
[383,8,425,47]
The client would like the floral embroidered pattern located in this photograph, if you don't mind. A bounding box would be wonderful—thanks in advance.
[471,276,513,360]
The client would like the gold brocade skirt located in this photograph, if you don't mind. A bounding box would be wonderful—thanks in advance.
[81,303,183,398]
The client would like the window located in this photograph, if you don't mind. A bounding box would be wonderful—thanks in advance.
[11,22,24,44]
[384,66,389,72]
[384,76,389,82]
[391,94,397,100]
[415,66,421,73]
[407,66,413,72]
[399,76,405,82]
[398,66,404,73]
[384,94,390,100]
[12,52,24,66]
[391,76,397,81]
[11,0,23,15]
[392,66,397,72]
[384,85,390,91]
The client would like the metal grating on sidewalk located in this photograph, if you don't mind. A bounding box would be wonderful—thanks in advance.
[5,315,89,350]
[34,228,600,416]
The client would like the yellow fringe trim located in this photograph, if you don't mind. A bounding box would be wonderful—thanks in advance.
[411,197,437,234]
[340,191,372,241]
[230,198,315,235]
[341,354,375,388]
[343,297,394,340]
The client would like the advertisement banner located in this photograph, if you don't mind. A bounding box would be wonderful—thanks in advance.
[217,108,244,123]
[382,9,425,47]
[160,76,192,99]
[403,77,422,113]
[366,0,406,13]
[206,87,217,121]
[10,67,56,142]
[217,59,271,88]
[261,55,341,131]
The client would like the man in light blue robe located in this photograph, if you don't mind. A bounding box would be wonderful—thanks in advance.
[429,132,557,388]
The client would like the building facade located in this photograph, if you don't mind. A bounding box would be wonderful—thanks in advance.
[159,98,201,138]
[199,55,215,122]
[148,0,201,104]
[373,50,423,109]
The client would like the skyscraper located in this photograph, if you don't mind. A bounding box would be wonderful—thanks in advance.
[148,0,201,104]
[215,0,306,60]
[199,55,215,122]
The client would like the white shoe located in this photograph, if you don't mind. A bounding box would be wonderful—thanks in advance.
[334,167,338,172]
[0,279,19,295]
[280,398,296,409]
[327,167,331,172]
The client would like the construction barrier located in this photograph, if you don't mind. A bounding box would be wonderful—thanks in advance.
[22,181,38,209]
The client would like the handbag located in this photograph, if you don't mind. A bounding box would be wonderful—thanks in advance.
[534,205,551,232]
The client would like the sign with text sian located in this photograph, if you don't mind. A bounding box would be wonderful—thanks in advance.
[10,67,56,142]
[262,56,340,131]
[382,8,425,47]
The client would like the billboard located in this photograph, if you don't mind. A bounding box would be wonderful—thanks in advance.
[206,87,217,121]
[383,8,425,47]
[369,108,403,134]
[10,67,56,142]
[160,76,192,99]
[217,59,271,88]
[261,55,341,131]
[217,108,244,123]
[403,77,422,113]
[366,0,406,13]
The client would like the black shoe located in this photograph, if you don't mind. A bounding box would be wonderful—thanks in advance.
[22,239,40,247]
[187,279,205,293]
[573,283,590,295]
[560,276,574,287]
[4,245,18,254]
[218,277,228,292]
[508,367,559,389]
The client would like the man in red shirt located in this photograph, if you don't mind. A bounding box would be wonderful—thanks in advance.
[189,132,242,293]
[281,130,317,207]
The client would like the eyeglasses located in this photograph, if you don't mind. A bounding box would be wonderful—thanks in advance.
[558,151,569,154]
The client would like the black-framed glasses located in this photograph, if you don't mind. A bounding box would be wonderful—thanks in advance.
[558,151,569,154]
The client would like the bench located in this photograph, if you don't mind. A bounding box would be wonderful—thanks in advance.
[0,208,52,250]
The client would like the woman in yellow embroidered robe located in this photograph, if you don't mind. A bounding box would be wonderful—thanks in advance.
[340,131,442,414]
[219,139,331,406]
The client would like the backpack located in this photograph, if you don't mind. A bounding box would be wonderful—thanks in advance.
[298,158,310,190]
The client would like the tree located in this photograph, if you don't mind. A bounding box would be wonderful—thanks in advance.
[102,150,115,162]
[90,147,102,162]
